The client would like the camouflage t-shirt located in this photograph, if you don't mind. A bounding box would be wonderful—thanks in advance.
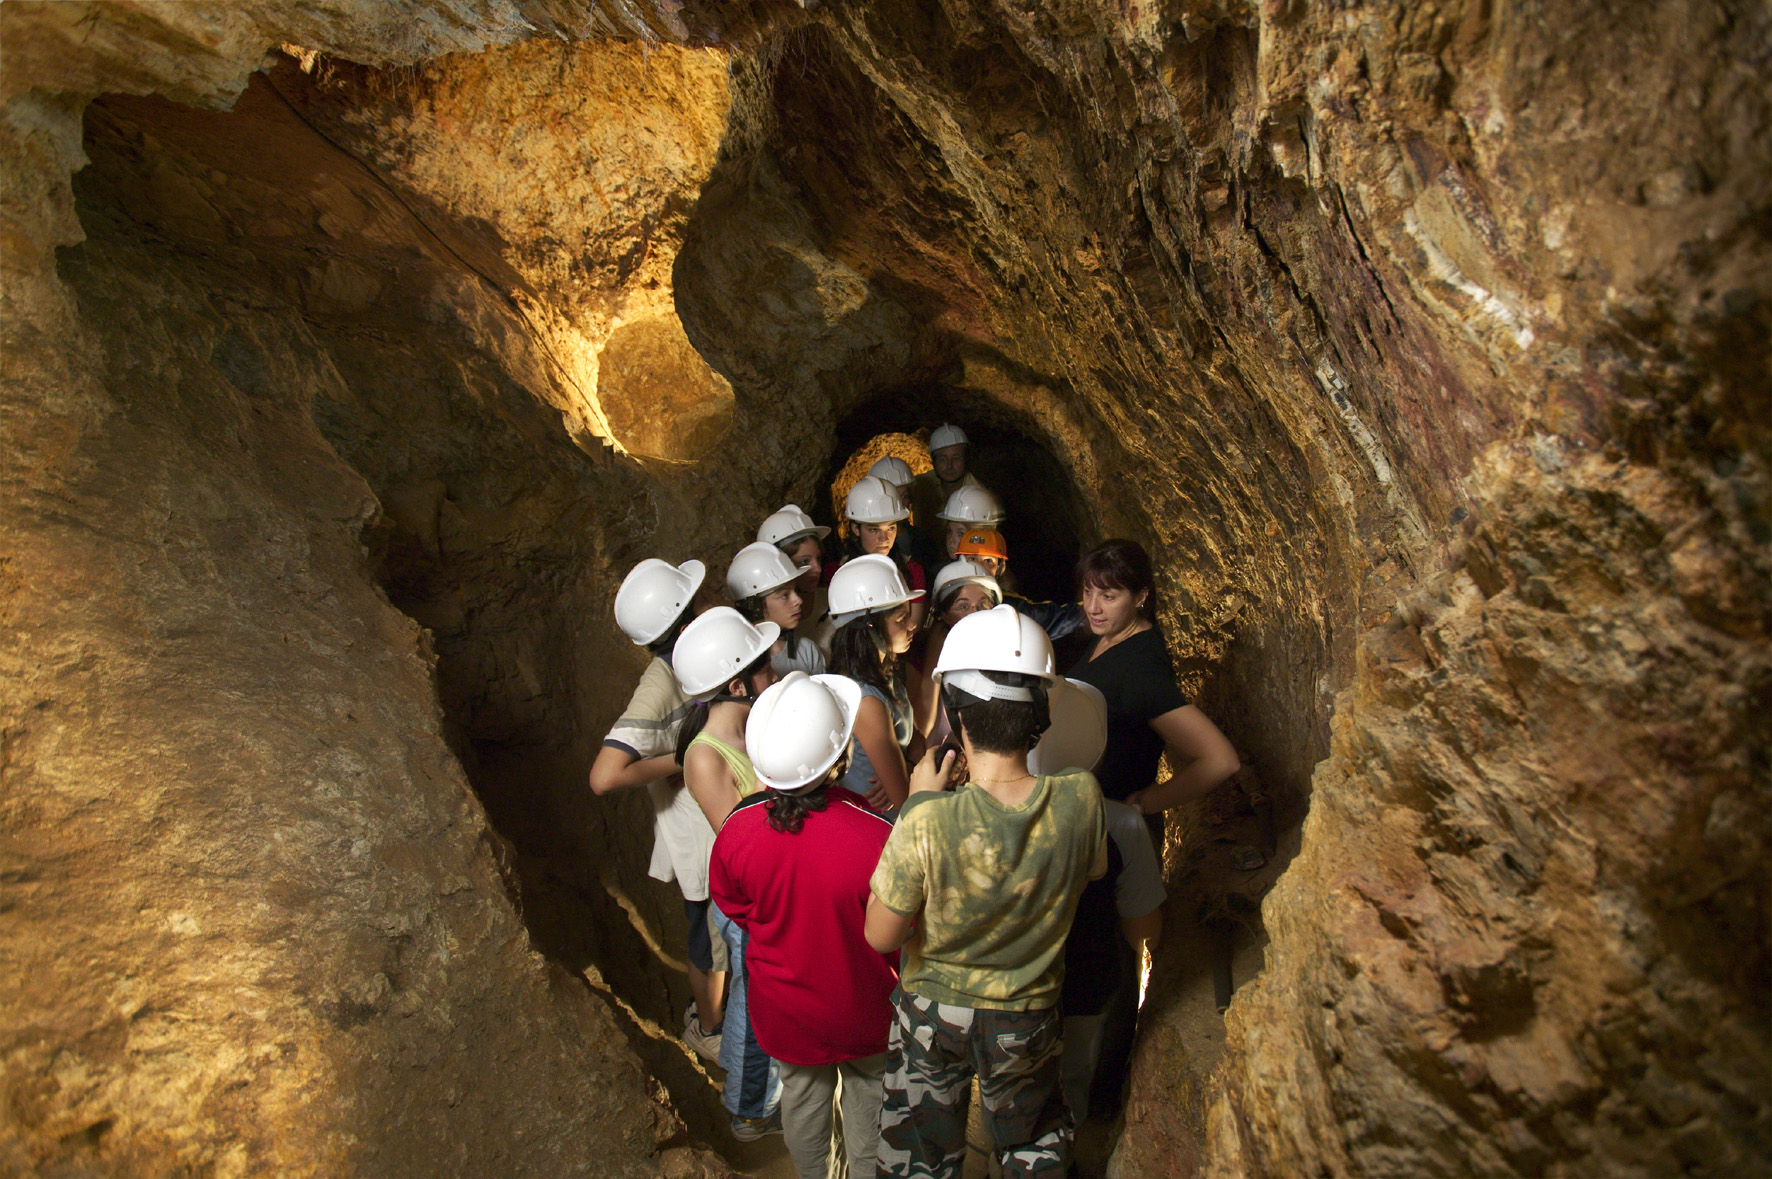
[869,769,1107,1011]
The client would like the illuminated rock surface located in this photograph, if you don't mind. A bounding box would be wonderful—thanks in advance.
[1,1,1765,1175]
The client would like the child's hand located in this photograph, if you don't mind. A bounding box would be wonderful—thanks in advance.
[909,745,956,795]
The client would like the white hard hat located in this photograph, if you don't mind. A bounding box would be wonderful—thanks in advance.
[757,504,830,549]
[931,559,1002,609]
[932,604,1057,694]
[726,542,802,600]
[746,671,864,792]
[672,607,780,699]
[1027,678,1108,775]
[929,423,969,452]
[844,475,910,524]
[615,558,706,646]
[936,484,1004,524]
[828,553,923,627]
[868,456,914,488]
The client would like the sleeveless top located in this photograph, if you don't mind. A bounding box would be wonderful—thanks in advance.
[839,681,914,817]
[686,731,758,802]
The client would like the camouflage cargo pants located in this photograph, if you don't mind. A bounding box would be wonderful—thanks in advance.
[876,989,1070,1178]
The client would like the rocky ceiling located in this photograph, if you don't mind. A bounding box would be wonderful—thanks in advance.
[2,1,1766,1176]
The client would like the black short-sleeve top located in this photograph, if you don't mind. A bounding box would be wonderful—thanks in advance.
[1066,627,1189,802]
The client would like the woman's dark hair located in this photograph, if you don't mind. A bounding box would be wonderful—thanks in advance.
[829,609,906,698]
[1076,539,1159,626]
[649,603,698,658]
[943,671,1051,755]
[735,591,805,662]
[764,780,831,834]
[673,649,773,765]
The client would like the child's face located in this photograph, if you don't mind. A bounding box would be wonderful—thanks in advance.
[945,521,969,559]
[763,584,803,631]
[859,521,897,556]
[787,537,821,590]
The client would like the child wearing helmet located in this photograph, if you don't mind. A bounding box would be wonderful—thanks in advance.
[671,607,790,1141]
[756,504,835,656]
[726,542,827,676]
[866,605,1108,1177]
[588,558,730,1065]
[838,474,928,631]
[827,554,926,815]
[936,483,1005,563]
[708,673,899,1179]
[906,559,1003,738]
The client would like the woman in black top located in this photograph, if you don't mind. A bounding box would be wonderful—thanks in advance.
[1066,539,1240,813]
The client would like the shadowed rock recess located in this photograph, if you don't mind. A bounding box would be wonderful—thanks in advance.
[2,1,1765,1175]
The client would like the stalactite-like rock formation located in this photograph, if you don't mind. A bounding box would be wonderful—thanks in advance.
[2,2,1765,1176]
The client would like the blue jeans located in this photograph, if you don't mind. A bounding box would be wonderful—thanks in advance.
[712,905,781,1120]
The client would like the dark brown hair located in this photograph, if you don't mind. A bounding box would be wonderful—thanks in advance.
[1075,539,1159,625]
[764,779,832,834]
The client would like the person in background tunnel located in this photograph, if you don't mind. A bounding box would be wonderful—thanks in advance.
[957,527,1085,643]
[709,672,898,1179]
[870,454,942,582]
[757,503,834,656]
[869,454,914,491]
[867,605,1106,1178]
[589,558,729,1065]
[726,541,826,676]
[838,474,928,631]
[936,483,1005,564]
[907,422,987,560]
[827,554,925,817]
[671,607,788,1141]
[907,558,1003,738]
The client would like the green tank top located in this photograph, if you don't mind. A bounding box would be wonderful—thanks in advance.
[686,731,758,798]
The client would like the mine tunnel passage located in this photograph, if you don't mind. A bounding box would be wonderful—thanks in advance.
[824,391,1095,607]
[59,46,1307,1178]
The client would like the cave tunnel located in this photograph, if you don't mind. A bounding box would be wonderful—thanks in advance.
[4,3,1769,1178]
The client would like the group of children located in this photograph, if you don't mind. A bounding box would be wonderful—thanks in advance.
[589,425,1240,1178]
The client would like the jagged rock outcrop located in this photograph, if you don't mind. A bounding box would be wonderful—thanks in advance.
[2,0,1765,1175]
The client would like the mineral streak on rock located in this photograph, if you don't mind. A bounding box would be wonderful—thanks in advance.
[1,0,1766,1176]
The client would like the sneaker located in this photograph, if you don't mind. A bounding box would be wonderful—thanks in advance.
[730,1110,782,1141]
[682,1007,723,1064]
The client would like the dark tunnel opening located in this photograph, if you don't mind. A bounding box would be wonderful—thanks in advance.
[819,382,1097,607]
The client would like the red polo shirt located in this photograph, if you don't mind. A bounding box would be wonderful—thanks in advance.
[709,791,899,1065]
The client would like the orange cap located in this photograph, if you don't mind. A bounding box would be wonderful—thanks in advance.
[955,527,1008,561]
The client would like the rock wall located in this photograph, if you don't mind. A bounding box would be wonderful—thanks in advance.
[1,0,1766,1175]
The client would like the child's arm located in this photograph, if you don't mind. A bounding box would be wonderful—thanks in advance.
[865,893,918,952]
[588,743,679,795]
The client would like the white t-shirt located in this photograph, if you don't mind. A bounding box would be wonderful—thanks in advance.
[602,656,716,901]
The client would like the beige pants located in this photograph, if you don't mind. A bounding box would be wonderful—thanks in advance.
[778,1053,888,1179]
